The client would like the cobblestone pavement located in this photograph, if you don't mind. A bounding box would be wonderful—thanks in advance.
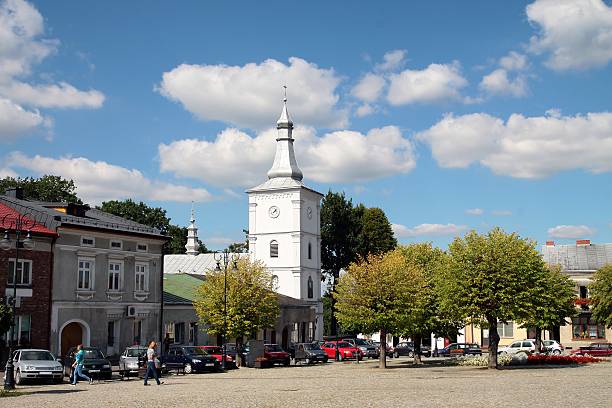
[4,358,611,408]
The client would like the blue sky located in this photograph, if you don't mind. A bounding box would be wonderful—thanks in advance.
[1,0,611,250]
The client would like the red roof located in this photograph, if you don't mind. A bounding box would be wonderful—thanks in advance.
[0,203,56,236]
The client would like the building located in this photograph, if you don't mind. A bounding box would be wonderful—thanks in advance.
[0,191,168,358]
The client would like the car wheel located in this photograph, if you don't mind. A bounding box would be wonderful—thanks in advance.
[393,351,399,358]
[283,359,290,367]
[305,358,311,365]
[184,363,193,374]
[553,349,561,355]
[15,369,22,385]
[408,351,414,358]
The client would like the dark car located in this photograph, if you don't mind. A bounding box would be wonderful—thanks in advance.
[64,346,112,380]
[437,343,482,357]
[392,342,431,358]
[162,345,219,374]
[291,342,328,364]
[344,338,379,359]
[571,342,612,357]
[264,344,290,366]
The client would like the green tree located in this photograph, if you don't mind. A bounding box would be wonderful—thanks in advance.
[0,175,81,203]
[354,206,397,259]
[441,228,548,368]
[334,249,427,368]
[321,191,359,336]
[193,258,279,364]
[589,264,612,328]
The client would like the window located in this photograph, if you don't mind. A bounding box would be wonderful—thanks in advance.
[497,321,514,338]
[308,322,314,342]
[270,240,278,258]
[307,276,314,299]
[175,322,185,344]
[189,323,198,345]
[308,242,312,260]
[107,321,115,347]
[108,262,121,291]
[5,315,31,345]
[133,320,142,345]
[579,286,588,299]
[510,342,521,348]
[271,275,279,288]
[7,259,32,286]
[572,315,606,339]
[135,263,148,292]
[81,236,95,247]
[136,243,148,252]
[77,258,94,290]
[110,240,122,250]
[165,322,175,343]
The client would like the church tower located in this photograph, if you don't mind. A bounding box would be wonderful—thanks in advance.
[185,203,200,255]
[247,94,323,339]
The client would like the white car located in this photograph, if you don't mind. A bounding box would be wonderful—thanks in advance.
[8,349,64,384]
[543,340,563,355]
[498,340,537,355]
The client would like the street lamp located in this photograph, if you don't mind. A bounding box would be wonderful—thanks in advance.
[0,213,35,390]
[214,250,238,371]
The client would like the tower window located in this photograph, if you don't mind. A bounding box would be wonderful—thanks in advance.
[307,276,313,299]
[270,240,279,258]
[308,242,312,260]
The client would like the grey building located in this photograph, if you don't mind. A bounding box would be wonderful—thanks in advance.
[0,193,168,358]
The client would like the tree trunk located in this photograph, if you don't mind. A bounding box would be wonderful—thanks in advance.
[413,334,423,365]
[379,328,387,369]
[487,315,499,369]
[330,274,338,337]
[535,327,542,353]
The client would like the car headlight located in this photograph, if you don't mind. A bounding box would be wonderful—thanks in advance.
[192,359,201,363]
[24,365,36,371]
[102,364,110,369]
[54,364,63,371]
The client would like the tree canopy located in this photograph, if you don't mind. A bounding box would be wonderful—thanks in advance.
[589,264,612,328]
[0,175,81,203]
[354,205,397,260]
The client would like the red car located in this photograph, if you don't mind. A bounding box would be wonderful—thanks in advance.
[264,344,291,366]
[197,346,236,368]
[321,341,363,361]
[571,342,612,357]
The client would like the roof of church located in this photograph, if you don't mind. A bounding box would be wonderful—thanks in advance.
[164,253,248,275]
[247,176,321,196]
[542,243,612,271]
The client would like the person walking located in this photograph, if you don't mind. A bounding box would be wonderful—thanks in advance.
[143,341,163,386]
[70,344,93,386]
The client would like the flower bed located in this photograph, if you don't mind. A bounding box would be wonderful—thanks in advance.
[453,354,513,367]
[526,354,601,365]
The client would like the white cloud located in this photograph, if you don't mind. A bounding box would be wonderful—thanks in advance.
[417,111,612,178]
[527,0,612,70]
[0,97,45,138]
[355,103,375,117]
[4,152,212,204]
[547,225,596,239]
[0,81,104,109]
[392,223,467,238]
[159,125,415,187]
[491,210,512,216]
[375,49,407,72]
[157,57,347,130]
[479,69,528,97]
[350,73,385,103]
[387,62,468,105]
[499,51,528,71]
[466,208,484,216]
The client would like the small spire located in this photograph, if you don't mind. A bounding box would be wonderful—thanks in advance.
[185,204,200,256]
[190,201,195,223]
[277,85,293,129]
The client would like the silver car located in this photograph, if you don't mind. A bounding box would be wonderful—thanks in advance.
[119,346,148,378]
[11,349,64,384]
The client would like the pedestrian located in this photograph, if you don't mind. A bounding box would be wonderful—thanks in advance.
[70,344,93,386]
[144,341,163,386]
[163,333,171,355]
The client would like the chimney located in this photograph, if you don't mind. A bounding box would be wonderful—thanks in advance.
[546,241,555,246]
[4,187,24,200]
[576,239,590,246]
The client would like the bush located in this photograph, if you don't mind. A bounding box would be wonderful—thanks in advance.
[454,354,512,367]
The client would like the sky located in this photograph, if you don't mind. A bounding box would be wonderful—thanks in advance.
[1,0,611,250]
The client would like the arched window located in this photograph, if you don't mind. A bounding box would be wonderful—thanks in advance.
[307,276,313,299]
[271,275,279,288]
[308,242,312,260]
[270,240,279,258]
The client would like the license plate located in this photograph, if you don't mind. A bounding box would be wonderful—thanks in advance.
[40,371,52,375]
[205,363,215,366]
[89,369,100,373]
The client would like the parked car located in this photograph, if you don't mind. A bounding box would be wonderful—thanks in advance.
[198,346,236,369]
[437,343,482,357]
[543,340,564,355]
[162,345,219,373]
[64,346,112,380]
[344,338,379,359]
[393,342,431,358]
[119,346,153,379]
[264,344,291,366]
[371,341,394,358]
[498,339,537,355]
[320,341,363,361]
[571,342,612,357]
[7,349,64,385]
[291,342,328,364]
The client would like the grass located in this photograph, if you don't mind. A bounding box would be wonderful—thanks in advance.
[0,389,28,398]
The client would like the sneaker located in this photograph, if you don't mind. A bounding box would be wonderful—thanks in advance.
[144,383,150,386]
[69,383,76,386]
[89,378,93,384]
[158,381,164,385]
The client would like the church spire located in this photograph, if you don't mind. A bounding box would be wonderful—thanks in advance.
[185,202,200,256]
[267,88,303,181]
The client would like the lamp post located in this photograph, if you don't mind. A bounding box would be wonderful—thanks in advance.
[214,250,238,371]
[0,213,35,390]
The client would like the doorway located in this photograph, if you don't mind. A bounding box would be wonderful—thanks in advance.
[61,322,83,356]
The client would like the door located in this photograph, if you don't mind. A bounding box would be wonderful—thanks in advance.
[282,327,289,350]
[61,322,83,357]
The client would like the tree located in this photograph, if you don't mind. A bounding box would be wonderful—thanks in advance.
[334,249,427,368]
[0,175,81,203]
[167,225,209,255]
[0,301,12,338]
[589,264,612,328]
[321,191,359,336]
[354,206,397,260]
[441,228,549,368]
[193,258,279,364]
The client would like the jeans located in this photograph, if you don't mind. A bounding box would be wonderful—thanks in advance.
[71,364,91,384]
[143,361,160,385]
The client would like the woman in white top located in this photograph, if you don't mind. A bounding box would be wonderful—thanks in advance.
[143,341,163,386]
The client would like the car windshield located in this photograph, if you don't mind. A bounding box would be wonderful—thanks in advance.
[183,347,207,355]
[126,348,146,357]
[265,344,283,352]
[21,351,55,361]
[354,339,369,346]
[336,342,351,348]
[543,341,553,346]
[83,349,104,359]
[206,347,222,354]
[304,343,321,350]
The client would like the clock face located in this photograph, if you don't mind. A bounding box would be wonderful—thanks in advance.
[269,206,280,218]
[306,206,313,219]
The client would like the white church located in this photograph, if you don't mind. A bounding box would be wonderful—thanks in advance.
[163,97,324,347]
